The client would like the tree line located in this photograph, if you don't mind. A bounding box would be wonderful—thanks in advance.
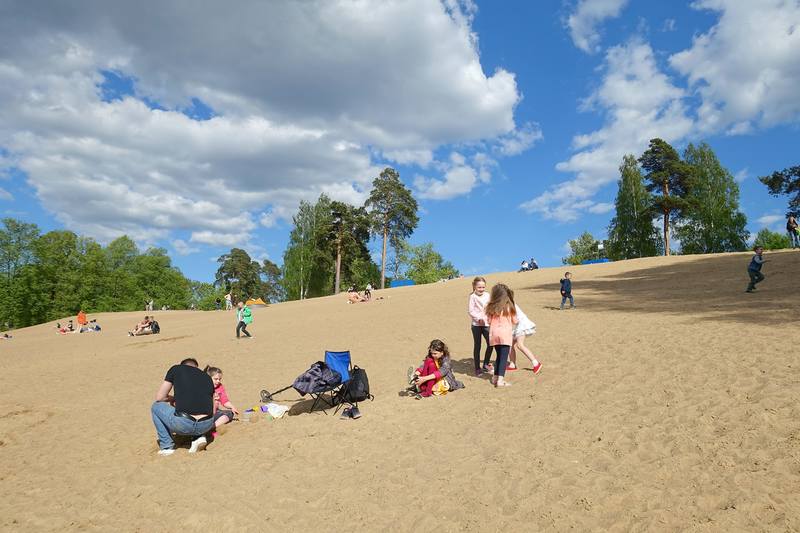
[1,167,460,329]
[563,138,797,264]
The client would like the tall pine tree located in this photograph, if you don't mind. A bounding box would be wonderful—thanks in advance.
[606,155,662,260]
[638,138,691,255]
[677,143,749,253]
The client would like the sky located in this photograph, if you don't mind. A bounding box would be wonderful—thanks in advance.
[0,0,798,282]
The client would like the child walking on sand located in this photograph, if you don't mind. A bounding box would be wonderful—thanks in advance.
[746,246,766,293]
[468,276,494,375]
[486,284,518,387]
[407,339,464,398]
[235,301,253,338]
[560,272,575,310]
[507,293,543,375]
[205,366,239,428]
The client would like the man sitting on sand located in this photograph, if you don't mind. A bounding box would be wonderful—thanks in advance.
[129,316,153,336]
[151,357,215,456]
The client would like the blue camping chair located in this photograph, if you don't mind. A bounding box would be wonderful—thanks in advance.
[309,350,351,414]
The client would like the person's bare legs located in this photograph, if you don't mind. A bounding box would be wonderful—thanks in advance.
[514,336,539,367]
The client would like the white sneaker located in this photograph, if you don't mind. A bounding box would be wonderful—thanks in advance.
[188,436,207,453]
[157,448,176,456]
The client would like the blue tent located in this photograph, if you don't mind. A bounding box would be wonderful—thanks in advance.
[390,279,416,288]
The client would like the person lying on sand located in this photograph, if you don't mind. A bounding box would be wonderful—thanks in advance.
[347,286,366,304]
[0,333,11,340]
[151,357,216,456]
[80,320,101,333]
[56,320,75,334]
[406,339,464,398]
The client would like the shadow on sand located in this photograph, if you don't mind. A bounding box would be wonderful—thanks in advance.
[516,251,799,326]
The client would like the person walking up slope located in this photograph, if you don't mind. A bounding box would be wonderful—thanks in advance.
[560,272,575,310]
[235,301,253,338]
[746,246,766,293]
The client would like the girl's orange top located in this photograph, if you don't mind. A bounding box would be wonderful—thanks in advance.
[488,312,517,346]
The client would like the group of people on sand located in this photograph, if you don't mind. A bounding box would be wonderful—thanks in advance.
[128,315,158,336]
[151,358,239,455]
[347,283,373,304]
[56,310,101,334]
[519,258,539,271]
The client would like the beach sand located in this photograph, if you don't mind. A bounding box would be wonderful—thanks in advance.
[1,251,799,531]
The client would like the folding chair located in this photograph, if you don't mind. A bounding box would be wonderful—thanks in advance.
[309,350,351,414]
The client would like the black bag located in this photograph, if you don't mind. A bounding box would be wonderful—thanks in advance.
[343,366,373,403]
[150,320,160,334]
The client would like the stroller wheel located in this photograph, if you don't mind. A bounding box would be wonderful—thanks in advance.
[260,390,273,403]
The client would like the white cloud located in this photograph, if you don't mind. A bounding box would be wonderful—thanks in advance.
[662,18,677,32]
[756,214,783,227]
[0,187,12,201]
[734,167,749,183]
[0,0,522,245]
[496,122,543,156]
[414,152,480,200]
[670,0,800,134]
[172,239,199,256]
[588,202,614,214]
[521,41,693,221]
[567,0,630,53]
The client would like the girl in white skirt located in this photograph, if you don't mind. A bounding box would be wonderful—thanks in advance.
[507,296,542,375]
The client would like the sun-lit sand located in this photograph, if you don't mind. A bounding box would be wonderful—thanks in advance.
[1,250,799,531]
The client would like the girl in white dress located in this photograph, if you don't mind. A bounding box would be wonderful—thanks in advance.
[507,296,542,375]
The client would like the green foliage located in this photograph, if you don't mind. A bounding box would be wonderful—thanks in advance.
[215,247,264,301]
[0,218,194,329]
[261,259,285,303]
[606,155,663,260]
[759,165,800,215]
[190,280,224,310]
[677,143,749,254]
[328,201,372,293]
[562,232,601,265]
[638,138,692,255]
[753,228,791,250]
[282,196,334,300]
[402,242,459,284]
[365,167,419,289]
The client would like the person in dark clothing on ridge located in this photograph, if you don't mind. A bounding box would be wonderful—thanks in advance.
[560,272,575,310]
[746,246,766,293]
[151,357,216,456]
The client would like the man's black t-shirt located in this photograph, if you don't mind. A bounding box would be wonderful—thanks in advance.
[164,364,214,416]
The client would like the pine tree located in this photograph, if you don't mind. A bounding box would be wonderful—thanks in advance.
[638,138,691,255]
[606,155,662,260]
[677,143,749,253]
[365,167,418,289]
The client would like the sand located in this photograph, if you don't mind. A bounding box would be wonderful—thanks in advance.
[1,250,799,531]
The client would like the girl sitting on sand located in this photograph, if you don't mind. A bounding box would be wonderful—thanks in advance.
[407,339,464,398]
[205,366,239,428]
[468,276,494,376]
[507,291,542,375]
[485,284,518,388]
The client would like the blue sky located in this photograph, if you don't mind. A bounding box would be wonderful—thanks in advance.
[1,0,798,282]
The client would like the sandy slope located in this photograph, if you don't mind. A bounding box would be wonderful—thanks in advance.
[1,250,798,531]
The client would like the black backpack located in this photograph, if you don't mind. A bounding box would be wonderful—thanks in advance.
[150,320,160,334]
[343,366,373,403]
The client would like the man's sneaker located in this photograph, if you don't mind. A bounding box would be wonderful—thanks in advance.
[157,448,176,456]
[532,362,543,375]
[188,436,207,453]
[349,406,362,419]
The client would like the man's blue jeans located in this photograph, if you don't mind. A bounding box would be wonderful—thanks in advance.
[789,230,800,248]
[560,294,575,309]
[151,402,215,450]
